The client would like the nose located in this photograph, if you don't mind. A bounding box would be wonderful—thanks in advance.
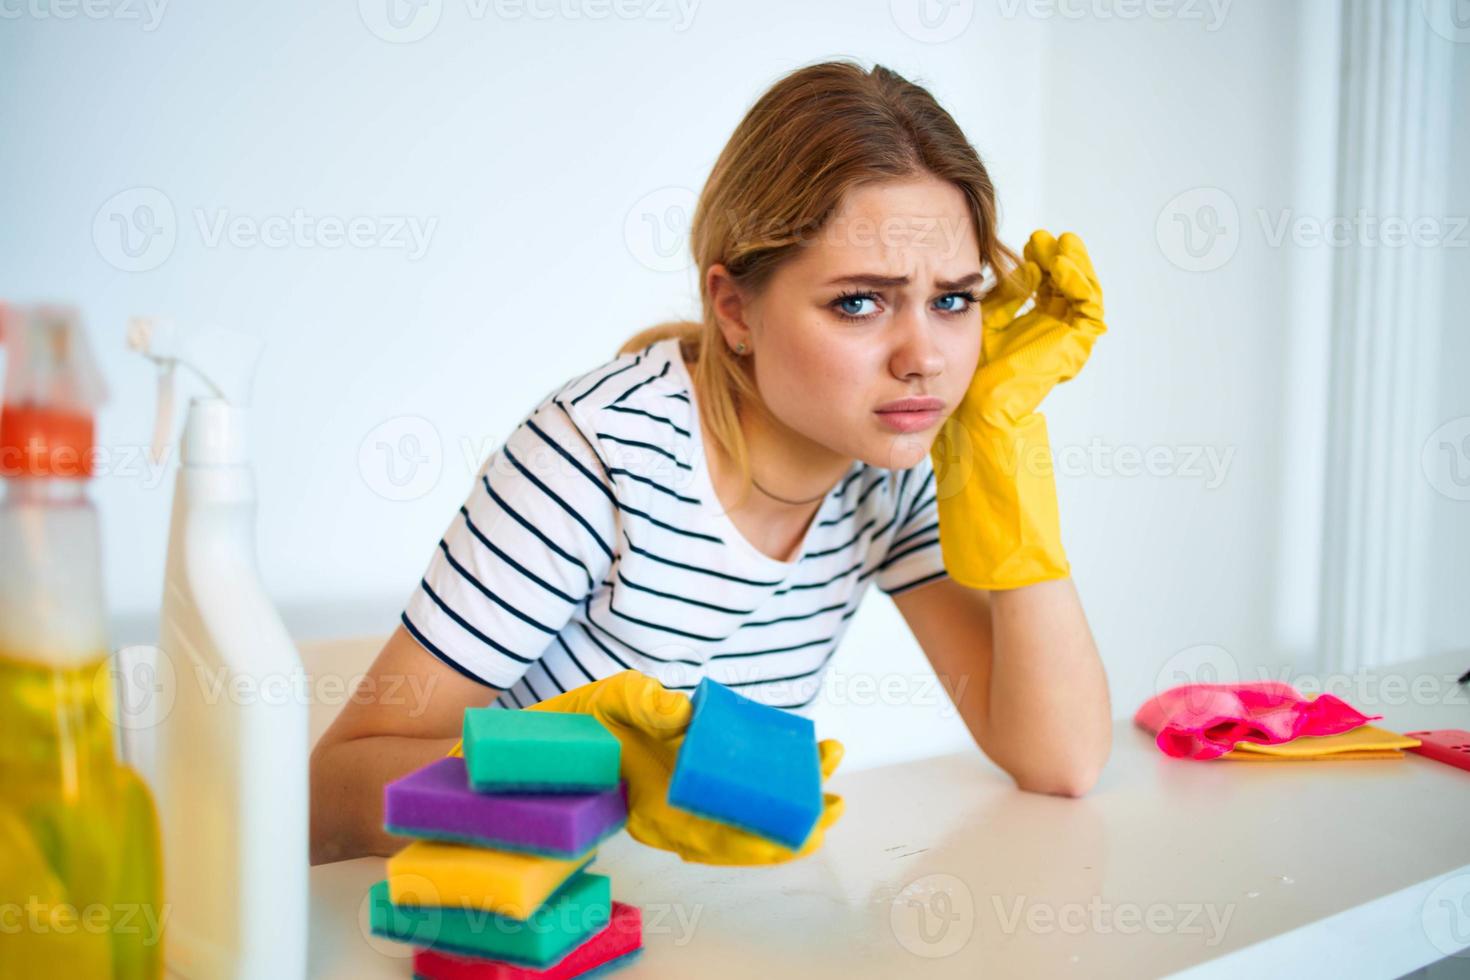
[888,304,944,382]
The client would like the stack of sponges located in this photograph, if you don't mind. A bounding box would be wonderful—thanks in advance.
[369,709,643,978]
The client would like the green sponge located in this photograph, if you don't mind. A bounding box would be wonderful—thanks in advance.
[462,708,621,793]
[368,870,611,967]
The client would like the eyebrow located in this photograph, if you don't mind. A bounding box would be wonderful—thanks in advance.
[823,271,985,291]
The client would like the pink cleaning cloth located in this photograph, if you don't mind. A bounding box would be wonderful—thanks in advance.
[1134,681,1382,760]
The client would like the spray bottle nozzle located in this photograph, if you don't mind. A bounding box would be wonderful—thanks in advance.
[126,318,263,466]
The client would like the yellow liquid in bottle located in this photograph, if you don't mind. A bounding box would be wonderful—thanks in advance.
[0,650,164,980]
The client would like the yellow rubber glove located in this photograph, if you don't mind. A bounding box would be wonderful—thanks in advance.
[448,670,846,865]
[931,230,1107,590]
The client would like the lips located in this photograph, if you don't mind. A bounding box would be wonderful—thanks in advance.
[874,403,945,434]
[875,396,946,414]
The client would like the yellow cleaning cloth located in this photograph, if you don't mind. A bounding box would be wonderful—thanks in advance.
[1221,724,1421,761]
[386,839,594,920]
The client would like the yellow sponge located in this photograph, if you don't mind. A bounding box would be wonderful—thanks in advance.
[1222,723,1421,760]
[386,839,595,920]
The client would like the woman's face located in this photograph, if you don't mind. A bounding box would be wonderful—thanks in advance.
[727,176,985,472]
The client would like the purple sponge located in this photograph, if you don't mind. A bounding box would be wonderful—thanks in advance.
[384,757,627,858]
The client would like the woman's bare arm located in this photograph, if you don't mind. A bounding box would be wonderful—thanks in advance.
[892,575,1111,796]
[309,623,501,864]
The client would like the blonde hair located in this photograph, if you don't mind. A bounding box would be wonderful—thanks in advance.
[618,59,1021,506]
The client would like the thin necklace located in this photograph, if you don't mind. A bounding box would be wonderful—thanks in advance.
[751,473,833,506]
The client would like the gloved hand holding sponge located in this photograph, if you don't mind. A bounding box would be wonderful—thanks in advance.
[931,230,1108,590]
[446,669,846,865]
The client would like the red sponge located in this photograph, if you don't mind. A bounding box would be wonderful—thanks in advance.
[412,901,642,979]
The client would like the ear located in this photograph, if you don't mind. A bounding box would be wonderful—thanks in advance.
[706,262,754,352]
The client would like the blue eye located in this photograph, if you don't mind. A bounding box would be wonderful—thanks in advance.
[828,289,980,323]
[834,292,879,319]
[936,292,977,313]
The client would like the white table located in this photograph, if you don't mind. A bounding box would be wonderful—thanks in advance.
[305,647,1470,979]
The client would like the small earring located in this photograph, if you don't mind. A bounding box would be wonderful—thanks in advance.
[734,341,748,355]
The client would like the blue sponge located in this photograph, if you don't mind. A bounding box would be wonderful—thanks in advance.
[666,678,822,849]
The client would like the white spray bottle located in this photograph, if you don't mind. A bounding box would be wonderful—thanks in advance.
[127,318,307,980]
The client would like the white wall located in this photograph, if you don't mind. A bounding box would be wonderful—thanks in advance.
[4,0,1452,772]
[1036,0,1348,721]
[1428,29,1470,660]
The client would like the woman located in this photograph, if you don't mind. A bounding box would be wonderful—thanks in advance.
[311,59,1112,866]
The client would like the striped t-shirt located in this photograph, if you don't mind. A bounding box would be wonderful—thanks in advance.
[400,336,949,715]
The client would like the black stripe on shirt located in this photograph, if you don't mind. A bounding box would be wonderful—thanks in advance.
[889,521,940,553]
[609,467,701,505]
[437,537,558,634]
[419,578,535,665]
[556,635,598,682]
[905,470,936,520]
[621,529,784,586]
[818,474,888,527]
[503,446,614,562]
[574,619,637,671]
[774,557,864,595]
[595,432,693,471]
[483,476,598,593]
[537,658,567,694]
[457,506,578,604]
[617,502,724,545]
[605,404,691,438]
[804,517,878,559]
[878,535,941,571]
[526,418,615,505]
[740,599,847,629]
[615,568,755,615]
[609,359,672,405]
[882,568,949,596]
[400,611,498,689]
[550,399,617,486]
[707,635,829,660]
[570,353,643,405]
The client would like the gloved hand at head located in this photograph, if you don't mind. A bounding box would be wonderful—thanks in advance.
[931,230,1107,590]
[448,669,845,865]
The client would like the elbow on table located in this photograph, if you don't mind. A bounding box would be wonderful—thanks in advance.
[1014,764,1102,799]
